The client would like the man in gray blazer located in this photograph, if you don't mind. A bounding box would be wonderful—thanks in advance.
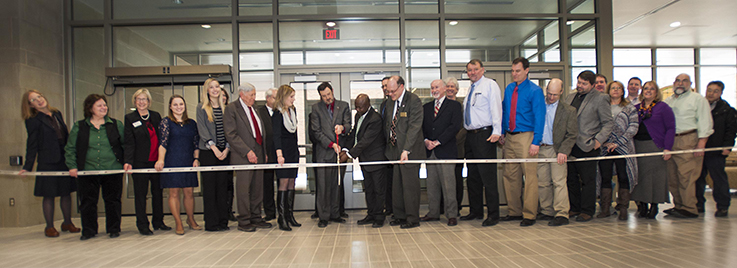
[537,79,578,226]
[309,82,352,227]
[223,83,272,232]
[564,71,613,222]
[383,75,426,229]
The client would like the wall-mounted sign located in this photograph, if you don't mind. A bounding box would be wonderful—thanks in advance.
[323,29,339,40]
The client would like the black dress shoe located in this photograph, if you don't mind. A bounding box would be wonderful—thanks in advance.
[237,225,256,232]
[205,227,221,232]
[154,224,172,231]
[139,229,154,235]
[264,215,276,221]
[482,218,499,227]
[219,226,230,231]
[459,213,483,221]
[548,216,569,226]
[330,218,346,223]
[389,219,406,226]
[400,222,420,229]
[663,208,674,215]
[715,209,729,217]
[357,216,374,225]
[536,214,554,221]
[372,220,384,228]
[500,215,523,221]
[254,222,273,228]
[79,234,95,241]
[575,213,593,222]
[318,220,328,228]
[420,216,440,221]
[311,212,319,219]
[448,218,457,226]
[109,232,120,238]
[672,209,698,218]
[519,219,536,227]
[229,212,238,222]
[340,212,350,218]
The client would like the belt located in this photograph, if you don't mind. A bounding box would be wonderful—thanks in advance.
[675,129,697,136]
[467,126,491,133]
[507,131,525,135]
[541,144,553,147]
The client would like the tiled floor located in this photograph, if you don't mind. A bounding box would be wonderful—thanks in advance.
[2,195,736,268]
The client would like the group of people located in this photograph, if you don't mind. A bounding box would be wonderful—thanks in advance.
[20,58,735,240]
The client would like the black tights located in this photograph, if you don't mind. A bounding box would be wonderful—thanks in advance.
[278,178,296,191]
[43,195,73,228]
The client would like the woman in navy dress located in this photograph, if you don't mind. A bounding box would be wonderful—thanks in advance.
[19,90,80,237]
[272,85,300,231]
[155,95,201,235]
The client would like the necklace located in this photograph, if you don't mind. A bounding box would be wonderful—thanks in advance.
[140,112,150,121]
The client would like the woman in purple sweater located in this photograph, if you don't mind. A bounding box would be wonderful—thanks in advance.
[630,81,676,219]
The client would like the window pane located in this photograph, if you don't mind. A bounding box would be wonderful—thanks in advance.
[279,0,397,15]
[239,23,273,51]
[238,0,271,16]
[544,48,560,62]
[73,27,106,120]
[279,20,399,51]
[406,0,437,13]
[445,0,558,13]
[445,20,554,62]
[571,67,597,90]
[240,52,274,70]
[571,49,596,66]
[446,49,471,63]
[701,48,737,65]
[386,50,401,63]
[656,67,694,90]
[701,67,737,107]
[614,67,652,86]
[407,20,439,67]
[613,49,652,66]
[240,72,275,95]
[409,49,440,67]
[568,0,594,14]
[73,0,103,20]
[281,51,303,65]
[656,48,694,66]
[306,50,384,65]
[113,0,231,19]
[201,54,232,66]
[408,68,440,90]
[544,21,559,47]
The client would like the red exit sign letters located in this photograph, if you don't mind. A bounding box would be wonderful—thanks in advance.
[323,29,339,40]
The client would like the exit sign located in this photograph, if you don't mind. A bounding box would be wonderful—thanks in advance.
[323,29,339,40]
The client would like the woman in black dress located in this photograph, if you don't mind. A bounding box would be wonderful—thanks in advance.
[273,85,301,231]
[20,90,79,237]
[155,95,201,235]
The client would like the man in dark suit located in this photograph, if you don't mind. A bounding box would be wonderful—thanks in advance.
[383,75,425,229]
[379,77,393,216]
[536,79,578,226]
[309,82,352,227]
[223,83,272,232]
[340,94,389,228]
[257,88,277,221]
[421,79,463,226]
[564,71,613,222]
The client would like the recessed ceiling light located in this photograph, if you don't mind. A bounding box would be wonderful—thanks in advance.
[201,24,211,29]
[326,21,336,27]
[217,38,225,42]
[172,0,183,4]
[449,21,459,26]
[566,20,575,25]
[669,21,681,28]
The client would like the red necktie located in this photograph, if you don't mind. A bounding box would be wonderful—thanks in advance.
[509,85,519,132]
[248,106,262,145]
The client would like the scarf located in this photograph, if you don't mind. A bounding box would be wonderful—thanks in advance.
[282,107,297,133]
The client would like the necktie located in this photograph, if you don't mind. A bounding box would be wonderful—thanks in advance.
[390,101,398,146]
[464,84,476,126]
[248,106,262,145]
[327,103,333,119]
[509,85,519,132]
[434,100,440,117]
[355,115,365,146]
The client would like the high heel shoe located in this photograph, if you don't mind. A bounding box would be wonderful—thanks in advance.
[286,190,301,227]
[61,223,81,233]
[187,222,202,230]
[175,226,185,235]
[277,191,291,231]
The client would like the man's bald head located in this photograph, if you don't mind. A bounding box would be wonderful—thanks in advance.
[355,94,371,116]
[546,78,563,104]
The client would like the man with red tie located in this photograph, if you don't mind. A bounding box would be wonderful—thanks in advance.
[500,57,546,226]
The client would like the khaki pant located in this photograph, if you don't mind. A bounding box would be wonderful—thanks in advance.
[426,152,458,219]
[667,132,703,214]
[502,132,539,219]
[537,146,570,218]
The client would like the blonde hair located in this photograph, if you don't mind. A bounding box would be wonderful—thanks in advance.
[274,84,296,113]
[606,81,629,107]
[639,81,663,103]
[21,90,58,120]
[200,78,225,122]
[131,88,152,109]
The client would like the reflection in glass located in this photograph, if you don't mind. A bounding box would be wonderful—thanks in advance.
[701,67,737,107]
[279,20,400,51]
[238,0,272,16]
[445,20,553,62]
[240,72,275,94]
[279,0,397,15]
[73,0,103,20]
[445,0,558,14]
[656,49,694,66]
[240,52,274,70]
[568,0,594,14]
[701,48,737,65]
[571,49,596,66]
[113,0,231,19]
[406,0,438,13]
[239,23,273,51]
[613,49,652,66]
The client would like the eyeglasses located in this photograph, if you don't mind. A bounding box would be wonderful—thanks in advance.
[135,97,149,102]
[29,96,44,103]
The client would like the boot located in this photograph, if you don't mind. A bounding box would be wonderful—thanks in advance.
[286,190,301,227]
[616,188,630,221]
[596,188,612,218]
[637,202,649,218]
[647,203,658,219]
[277,191,291,231]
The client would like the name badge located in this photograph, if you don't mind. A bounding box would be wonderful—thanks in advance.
[400,112,407,117]
[132,121,142,128]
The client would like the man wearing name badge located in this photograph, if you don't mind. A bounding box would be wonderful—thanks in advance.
[310,82,352,227]
[340,94,389,228]
[460,59,503,227]
[258,88,277,221]
[500,57,546,226]
[537,79,578,226]
[421,79,463,226]
[627,77,642,105]
[565,71,613,222]
[379,76,393,216]
[663,74,713,218]
[382,75,425,229]
[223,83,272,232]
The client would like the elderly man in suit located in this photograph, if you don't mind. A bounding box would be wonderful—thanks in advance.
[223,83,272,232]
[383,75,425,229]
[565,71,613,222]
[258,88,277,221]
[537,79,578,226]
[310,82,352,227]
[340,94,389,228]
[421,79,463,226]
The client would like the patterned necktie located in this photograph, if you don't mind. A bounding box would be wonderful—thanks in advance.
[390,101,398,146]
[464,84,476,126]
[248,106,262,145]
[509,85,519,132]
[434,100,440,117]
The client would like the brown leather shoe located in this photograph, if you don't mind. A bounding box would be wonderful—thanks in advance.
[45,227,59,237]
[447,218,457,226]
[61,223,81,233]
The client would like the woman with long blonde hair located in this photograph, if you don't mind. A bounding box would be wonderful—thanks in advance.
[272,85,300,231]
